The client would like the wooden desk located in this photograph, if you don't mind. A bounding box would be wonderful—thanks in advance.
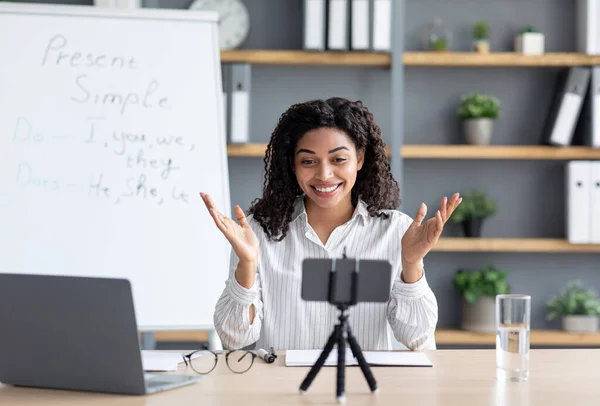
[1,349,599,405]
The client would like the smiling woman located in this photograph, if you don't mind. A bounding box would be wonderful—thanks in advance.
[200,97,462,352]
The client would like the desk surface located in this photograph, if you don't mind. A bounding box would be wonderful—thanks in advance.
[1,349,599,405]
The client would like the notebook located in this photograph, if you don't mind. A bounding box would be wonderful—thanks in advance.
[285,349,433,367]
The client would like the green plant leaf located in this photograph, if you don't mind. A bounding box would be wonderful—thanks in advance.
[457,92,501,120]
[452,265,510,302]
[546,280,600,317]
[464,290,478,304]
[448,188,497,224]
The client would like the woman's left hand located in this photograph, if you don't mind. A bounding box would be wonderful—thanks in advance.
[401,193,462,267]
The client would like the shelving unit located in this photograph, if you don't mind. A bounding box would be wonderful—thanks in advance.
[217,3,600,351]
[220,50,600,67]
[227,144,600,160]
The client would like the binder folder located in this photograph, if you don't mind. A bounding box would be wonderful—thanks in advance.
[573,67,600,147]
[541,67,591,146]
[221,63,231,143]
[327,0,350,50]
[371,0,391,51]
[576,0,600,55]
[229,63,251,144]
[350,0,370,50]
[566,161,592,244]
[94,0,115,6]
[304,0,327,50]
[591,162,600,243]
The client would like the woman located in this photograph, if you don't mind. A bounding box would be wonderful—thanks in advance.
[200,97,461,351]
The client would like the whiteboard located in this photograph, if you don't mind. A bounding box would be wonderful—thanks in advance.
[0,3,231,331]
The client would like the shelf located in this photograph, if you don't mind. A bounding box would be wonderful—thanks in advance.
[154,331,209,342]
[433,238,600,253]
[228,144,600,160]
[436,329,600,346]
[403,145,600,160]
[220,50,390,66]
[220,51,600,67]
[227,144,268,157]
[227,143,391,157]
[404,52,600,67]
[154,329,600,346]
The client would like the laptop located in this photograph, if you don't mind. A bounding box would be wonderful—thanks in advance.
[0,273,202,395]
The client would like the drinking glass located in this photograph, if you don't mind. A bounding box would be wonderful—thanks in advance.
[496,294,531,382]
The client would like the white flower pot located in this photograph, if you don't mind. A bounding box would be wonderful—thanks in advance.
[562,315,599,333]
[463,118,494,145]
[515,33,545,55]
[461,296,496,333]
[473,40,489,53]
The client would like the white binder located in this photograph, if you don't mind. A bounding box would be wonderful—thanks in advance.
[221,63,231,143]
[543,68,591,146]
[592,68,600,148]
[93,0,115,6]
[229,63,251,144]
[371,0,391,51]
[351,0,370,50]
[303,0,327,50]
[566,161,592,244]
[327,0,349,50]
[591,162,600,243]
[576,0,600,55]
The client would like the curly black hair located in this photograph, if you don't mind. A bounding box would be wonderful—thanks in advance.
[248,97,400,241]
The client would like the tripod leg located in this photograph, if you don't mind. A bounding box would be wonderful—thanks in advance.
[336,322,346,403]
[346,325,378,393]
[299,325,338,393]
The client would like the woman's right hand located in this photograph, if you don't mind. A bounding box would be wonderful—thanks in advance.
[199,192,259,266]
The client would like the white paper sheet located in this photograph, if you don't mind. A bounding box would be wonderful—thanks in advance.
[141,351,194,372]
[285,349,432,367]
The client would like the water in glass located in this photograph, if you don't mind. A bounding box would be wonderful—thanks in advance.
[496,324,529,382]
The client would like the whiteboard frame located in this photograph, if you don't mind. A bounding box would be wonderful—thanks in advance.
[0,2,232,332]
[0,2,218,23]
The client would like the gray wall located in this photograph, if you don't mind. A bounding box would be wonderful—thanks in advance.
[23,0,600,329]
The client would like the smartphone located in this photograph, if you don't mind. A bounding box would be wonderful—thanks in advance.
[301,258,392,304]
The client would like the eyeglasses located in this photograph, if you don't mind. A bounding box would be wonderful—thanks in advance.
[182,348,257,374]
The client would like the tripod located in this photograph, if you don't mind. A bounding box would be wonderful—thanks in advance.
[299,258,378,403]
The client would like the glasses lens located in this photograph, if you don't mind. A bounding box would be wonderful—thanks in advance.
[189,351,217,374]
[227,350,254,373]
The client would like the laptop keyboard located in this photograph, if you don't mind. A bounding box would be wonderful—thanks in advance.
[145,374,199,388]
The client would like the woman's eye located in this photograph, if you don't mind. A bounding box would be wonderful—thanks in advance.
[301,159,315,165]
[333,157,347,163]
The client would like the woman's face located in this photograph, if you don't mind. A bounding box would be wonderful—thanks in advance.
[293,128,364,211]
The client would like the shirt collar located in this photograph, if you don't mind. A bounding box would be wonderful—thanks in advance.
[291,195,369,224]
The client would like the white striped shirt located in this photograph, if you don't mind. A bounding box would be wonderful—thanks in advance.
[213,197,438,351]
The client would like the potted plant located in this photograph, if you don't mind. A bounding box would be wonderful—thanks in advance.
[448,188,497,237]
[473,21,490,53]
[420,17,450,51]
[547,280,600,333]
[457,92,501,145]
[514,25,545,55]
[453,265,510,333]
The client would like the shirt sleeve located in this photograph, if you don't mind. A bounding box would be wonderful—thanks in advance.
[213,246,264,350]
[386,213,439,351]
[386,264,438,350]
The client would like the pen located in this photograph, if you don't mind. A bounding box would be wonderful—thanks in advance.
[257,347,276,363]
